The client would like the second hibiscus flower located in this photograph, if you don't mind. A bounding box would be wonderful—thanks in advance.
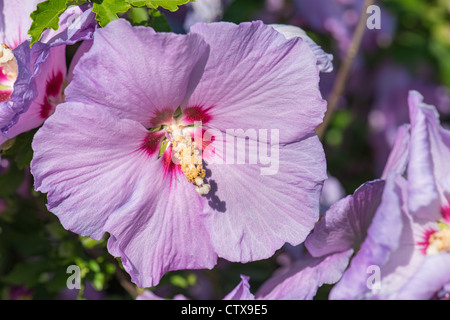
[31,19,328,288]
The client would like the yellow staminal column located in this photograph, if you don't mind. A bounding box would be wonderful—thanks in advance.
[168,124,211,195]
[427,229,450,255]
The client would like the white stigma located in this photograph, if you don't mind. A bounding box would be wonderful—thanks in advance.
[0,44,18,88]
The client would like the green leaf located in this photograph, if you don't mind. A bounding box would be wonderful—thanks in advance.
[88,259,101,273]
[92,0,131,27]
[1,129,37,169]
[170,274,189,289]
[79,235,106,248]
[173,106,182,119]
[0,163,25,197]
[127,0,192,12]
[29,0,69,47]
[3,260,54,287]
[147,8,172,32]
[128,7,150,25]
[92,272,106,291]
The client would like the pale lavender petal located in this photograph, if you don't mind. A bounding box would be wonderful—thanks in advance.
[407,90,441,220]
[395,253,450,300]
[416,97,450,207]
[0,45,66,144]
[0,101,15,130]
[381,124,410,180]
[0,3,95,139]
[31,103,217,288]
[330,173,406,300]
[223,275,255,300]
[256,250,353,300]
[39,4,97,47]
[188,21,326,144]
[0,40,45,133]
[0,0,41,48]
[372,213,439,299]
[269,24,334,73]
[306,179,386,257]
[66,18,210,127]
[201,134,326,263]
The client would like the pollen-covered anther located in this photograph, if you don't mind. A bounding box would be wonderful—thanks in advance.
[168,124,210,195]
[427,229,450,255]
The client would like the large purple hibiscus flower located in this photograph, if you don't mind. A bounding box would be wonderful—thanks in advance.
[31,19,328,287]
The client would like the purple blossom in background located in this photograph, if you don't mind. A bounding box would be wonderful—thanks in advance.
[294,0,396,56]
[307,91,450,300]
[320,175,346,213]
[369,62,450,175]
[184,0,235,31]
[163,0,234,33]
[8,285,33,300]
[0,2,97,145]
[30,19,328,288]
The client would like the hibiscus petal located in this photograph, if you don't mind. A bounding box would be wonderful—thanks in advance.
[0,0,41,48]
[305,179,386,257]
[223,275,255,300]
[381,123,410,180]
[329,173,406,300]
[201,134,326,262]
[256,250,353,300]
[39,4,97,47]
[31,102,217,288]
[269,24,334,73]
[0,40,45,134]
[395,253,450,300]
[65,18,210,127]
[0,3,96,139]
[0,101,16,131]
[187,21,326,144]
[407,90,441,220]
[0,44,66,144]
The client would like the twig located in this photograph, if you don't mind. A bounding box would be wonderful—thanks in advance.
[315,0,376,139]
[114,265,141,299]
